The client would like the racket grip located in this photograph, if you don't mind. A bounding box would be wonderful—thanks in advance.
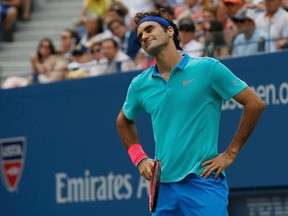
[128,144,148,167]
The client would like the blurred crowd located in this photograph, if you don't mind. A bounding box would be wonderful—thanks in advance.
[1,0,288,89]
[0,0,31,42]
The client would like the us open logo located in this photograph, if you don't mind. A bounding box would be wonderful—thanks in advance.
[0,137,26,192]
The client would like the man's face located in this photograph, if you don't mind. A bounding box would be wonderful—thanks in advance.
[73,53,90,63]
[234,19,253,34]
[265,0,281,15]
[224,2,242,18]
[86,19,98,34]
[202,10,216,24]
[110,22,126,39]
[60,31,72,49]
[136,21,171,55]
[91,44,103,61]
[179,25,194,44]
[101,40,118,61]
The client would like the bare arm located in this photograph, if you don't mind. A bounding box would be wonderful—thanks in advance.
[80,7,89,24]
[201,87,265,179]
[116,110,154,180]
[116,109,140,150]
[30,54,39,73]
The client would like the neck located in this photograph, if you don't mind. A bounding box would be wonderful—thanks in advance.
[266,8,279,18]
[155,47,182,79]
[245,28,255,39]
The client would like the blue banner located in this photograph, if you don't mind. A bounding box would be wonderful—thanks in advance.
[0,51,287,216]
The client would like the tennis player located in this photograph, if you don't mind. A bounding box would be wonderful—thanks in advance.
[116,9,265,216]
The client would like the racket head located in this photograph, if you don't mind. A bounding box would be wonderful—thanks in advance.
[149,160,162,213]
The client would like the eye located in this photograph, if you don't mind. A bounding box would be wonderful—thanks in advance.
[146,26,153,33]
[137,25,154,43]
[137,33,143,43]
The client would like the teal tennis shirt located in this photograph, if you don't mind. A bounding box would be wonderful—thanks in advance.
[123,54,248,183]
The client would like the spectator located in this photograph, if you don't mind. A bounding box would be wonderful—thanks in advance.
[222,0,245,49]
[201,4,218,27]
[34,56,69,84]
[57,28,80,62]
[19,0,31,21]
[255,0,288,50]
[232,8,275,56]
[153,2,175,20]
[173,4,186,21]
[203,20,229,58]
[90,41,103,62]
[30,38,57,82]
[67,43,97,79]
[117,0,156,18]
[90,38,135,76]
[182,0,203,24]
[2,76,30,89]
[178,18,204,57]
[224,0,244,18]
[80,13,112,48]
[2,56,68,89]
[1,0,20,42]
[106,1,131,28]
[79,0,112,24]
[216,1,228,26]
[197,4,218,43]
[108,19,141,59]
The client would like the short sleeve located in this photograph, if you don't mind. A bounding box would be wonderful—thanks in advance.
[122,82,142,120]
[209,61,248,100]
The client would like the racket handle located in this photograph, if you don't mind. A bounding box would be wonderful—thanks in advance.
[128,144,148,167]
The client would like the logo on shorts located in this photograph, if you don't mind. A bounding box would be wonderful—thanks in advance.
[0,137,26,192]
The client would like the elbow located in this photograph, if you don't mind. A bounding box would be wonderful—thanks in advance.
[253,98,266,115]
[116,111,123,129]
[258,99,266,112]
[116,110,130,129]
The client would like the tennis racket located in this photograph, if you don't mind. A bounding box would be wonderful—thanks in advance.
[149,160,162,213]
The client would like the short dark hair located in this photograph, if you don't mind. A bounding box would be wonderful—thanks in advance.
[108,19,125,31]
[64,28,80,45]
[87,14,104,34]
[108,1,128,17]
[102,38,119,49]
[134,8,181,50]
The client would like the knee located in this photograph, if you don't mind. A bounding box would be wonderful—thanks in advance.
[7,7,18,18]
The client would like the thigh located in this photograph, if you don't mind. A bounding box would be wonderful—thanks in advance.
[179,174,229,216]
[152,183,183,216]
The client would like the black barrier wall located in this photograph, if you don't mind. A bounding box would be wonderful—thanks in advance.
[0,51,287,216]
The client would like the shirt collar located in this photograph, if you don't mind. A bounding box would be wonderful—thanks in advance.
[265,7,281,19]
[151,53,190,77]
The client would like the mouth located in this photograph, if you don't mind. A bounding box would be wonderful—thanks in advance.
[145,39,153,48]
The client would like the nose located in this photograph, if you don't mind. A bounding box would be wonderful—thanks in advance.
[141,32,149,43]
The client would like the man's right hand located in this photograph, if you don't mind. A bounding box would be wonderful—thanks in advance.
[138,158,155,180]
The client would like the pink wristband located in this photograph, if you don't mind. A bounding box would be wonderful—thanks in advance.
[128,144,148,167]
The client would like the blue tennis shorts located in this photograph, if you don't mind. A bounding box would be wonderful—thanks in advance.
[153,173,229,216]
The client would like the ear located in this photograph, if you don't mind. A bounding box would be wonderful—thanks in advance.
[167,26,175,38]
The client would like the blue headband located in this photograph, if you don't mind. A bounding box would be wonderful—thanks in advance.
[136,16,172,29]
[136,16,183,51]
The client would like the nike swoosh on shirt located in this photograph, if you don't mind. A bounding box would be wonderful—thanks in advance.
[182,79,194,85]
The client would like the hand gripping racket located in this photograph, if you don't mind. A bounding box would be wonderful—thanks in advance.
[149,160,162,213]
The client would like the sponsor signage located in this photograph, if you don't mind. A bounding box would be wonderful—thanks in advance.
[0,137,26,192]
